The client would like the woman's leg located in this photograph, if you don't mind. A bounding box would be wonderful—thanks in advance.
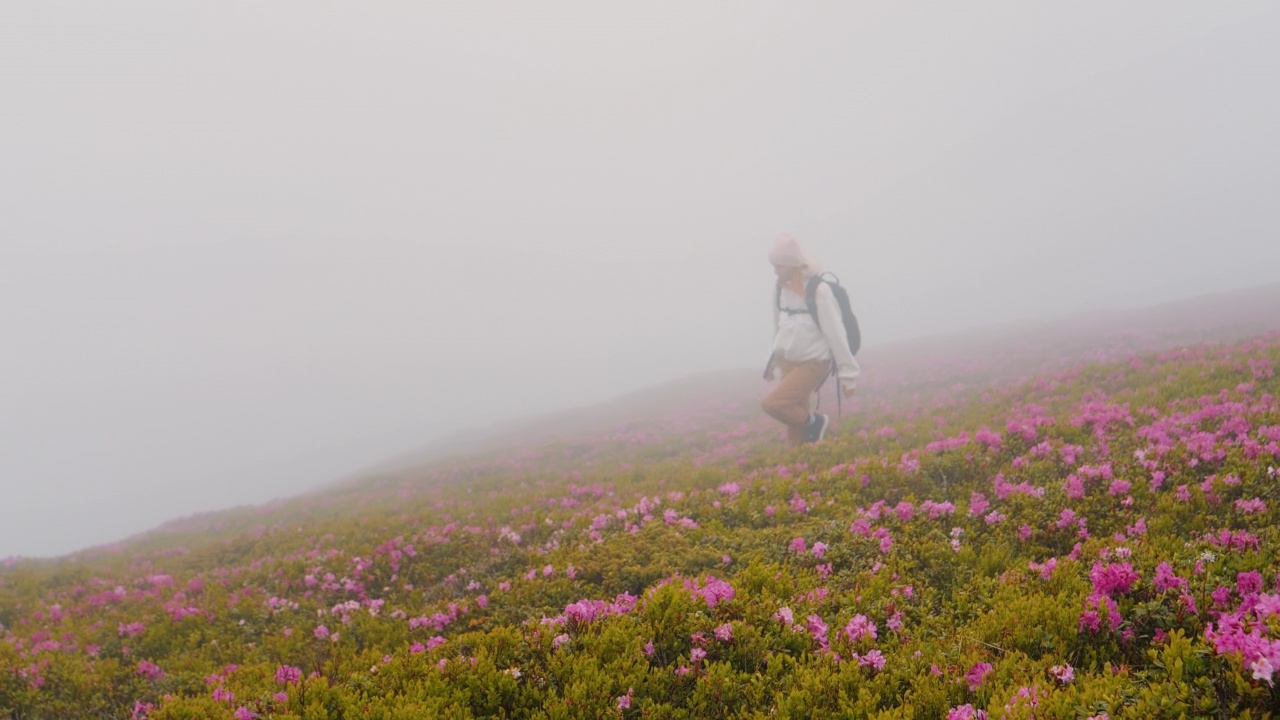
[762,359,831,447]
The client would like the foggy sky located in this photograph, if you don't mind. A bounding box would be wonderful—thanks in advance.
[3,2,1279,558]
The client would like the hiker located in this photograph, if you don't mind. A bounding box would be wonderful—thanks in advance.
[761,235,860,446]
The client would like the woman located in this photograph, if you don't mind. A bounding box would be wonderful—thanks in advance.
[761,235,860,447]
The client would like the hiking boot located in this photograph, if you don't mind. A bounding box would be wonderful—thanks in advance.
[804,413,830,443]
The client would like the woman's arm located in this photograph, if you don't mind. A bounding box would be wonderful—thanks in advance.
[813,282,860,393]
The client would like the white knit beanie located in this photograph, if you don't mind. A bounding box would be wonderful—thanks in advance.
[768,234,810,267]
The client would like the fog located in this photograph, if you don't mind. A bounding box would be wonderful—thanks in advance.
[3,2,1279,558]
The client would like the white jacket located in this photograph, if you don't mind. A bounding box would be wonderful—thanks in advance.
[771,280,861,393]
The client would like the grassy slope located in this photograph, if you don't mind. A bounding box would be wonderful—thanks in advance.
[2,285,1280,718]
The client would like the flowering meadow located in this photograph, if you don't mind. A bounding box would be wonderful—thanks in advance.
[3,329,1280,719]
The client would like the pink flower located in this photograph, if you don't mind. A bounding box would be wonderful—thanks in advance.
[966,661,993,690]
[775,606,795,627]
[947,705,988,720]
[811,541,828,559]
[714,623,733,642]
[857,649,886,671]
[1090,562,1139,597]
[789,537,807,554]
[1152,562,1188,592]
[1048,664,1074,684]
[135,660,165,681]
[212,686,235,703]
[313,625,330,639]
[789,494,808,514]
[805,614,830,649]
[886,612,904,633]
[842,614,878,643]
[617,689,634,709]
[1236,497,1267,515]
[968,492,990,517]
[233,708,254,720]
[1239,571,1264,596]
[275,665,302,685]
[1251,657,1275,687]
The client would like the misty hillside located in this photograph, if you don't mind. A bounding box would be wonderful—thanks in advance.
[370,281,1280,479]
[25,281,1277,560]
[3,294,1279,718]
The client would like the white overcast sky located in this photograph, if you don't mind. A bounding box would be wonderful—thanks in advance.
[2,2,1279,558]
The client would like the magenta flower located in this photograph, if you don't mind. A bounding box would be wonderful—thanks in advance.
[775,606,795,627]
[947,704,988,720]
[1152,562,1188,592]
[857,649,886,671]
[135,660,165,681]
[842,614,878,643]
[968,492,990,517]
[966,661,993,690]
[275,665,302,686]
[806,614,830,649]
[212,686,234,703]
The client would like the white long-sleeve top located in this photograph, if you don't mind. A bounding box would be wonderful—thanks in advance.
[771,281,861,393]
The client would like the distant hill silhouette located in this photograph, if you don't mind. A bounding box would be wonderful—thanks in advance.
[372,281,1280,473]
[54,281,1280,558]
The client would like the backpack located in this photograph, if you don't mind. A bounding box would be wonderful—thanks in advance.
[773,272,861,356]
[771,272,862,417]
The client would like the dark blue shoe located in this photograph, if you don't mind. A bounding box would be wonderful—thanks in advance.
[804,413,830,443]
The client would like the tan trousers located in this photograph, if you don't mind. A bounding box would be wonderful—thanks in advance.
[761,358,831,447]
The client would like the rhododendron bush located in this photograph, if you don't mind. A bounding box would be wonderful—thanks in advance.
[2,331,1280,719]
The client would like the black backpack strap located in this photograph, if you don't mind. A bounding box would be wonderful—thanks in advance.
[804,276,824,328]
